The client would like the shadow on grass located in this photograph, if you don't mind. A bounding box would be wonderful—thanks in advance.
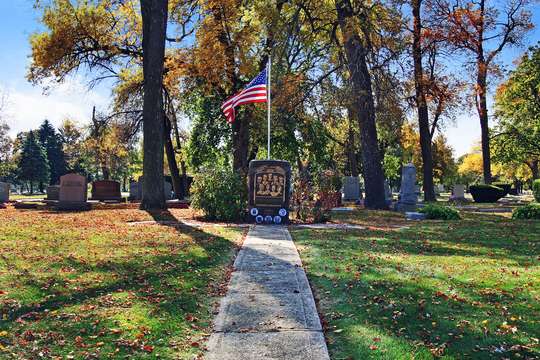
[292,222,539,359]
[0,211,243,357]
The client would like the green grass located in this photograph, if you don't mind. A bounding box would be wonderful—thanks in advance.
[291,210,540,359]
[0,207,244,358]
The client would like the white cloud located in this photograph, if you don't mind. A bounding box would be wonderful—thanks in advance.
[1,76,109,135]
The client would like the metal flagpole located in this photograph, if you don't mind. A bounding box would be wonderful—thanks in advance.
[267,55,271,160]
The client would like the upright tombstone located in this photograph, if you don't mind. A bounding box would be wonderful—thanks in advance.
[128,178,174,201]
[248,160,291,224]
[58,173,90,210]
[450,184,466,200]
[129,181,142,201]
[164,181,174,200]
[342,176,361,201]
[396,163,418,212]
[384,180,393,206]
[0,182,10,203]
[90,180,122,202]
[46,185,60,201]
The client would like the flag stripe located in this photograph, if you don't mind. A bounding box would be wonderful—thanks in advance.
[221,69,268,123]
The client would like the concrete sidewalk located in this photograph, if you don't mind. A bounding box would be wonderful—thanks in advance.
[206,225,330,360]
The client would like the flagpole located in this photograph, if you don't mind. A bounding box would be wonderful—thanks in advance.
[267,55,271,160]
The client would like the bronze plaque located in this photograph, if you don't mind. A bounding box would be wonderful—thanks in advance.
[254,165,286,207]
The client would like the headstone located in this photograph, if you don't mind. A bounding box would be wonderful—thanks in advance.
[0,182,10,203]
[450,184,466,200]
[248,160,291,224]
[396,163,417,212]
[58,173,90,210]
[435,184,445,194]
[46,185,60,201]
[164,181,173,200]
[129,181,142,201]
[384,180,392,206]
[128,179,174,201]
[342,176,361,201]
[90,180,122,201]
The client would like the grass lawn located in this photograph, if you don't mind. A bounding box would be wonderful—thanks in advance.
[0,207,245,359]
[291,210,539,359]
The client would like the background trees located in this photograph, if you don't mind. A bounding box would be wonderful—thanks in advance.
[11,0,536,203]
[17,131,50,193]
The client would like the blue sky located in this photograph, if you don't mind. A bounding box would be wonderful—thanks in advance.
[0,0,539,157]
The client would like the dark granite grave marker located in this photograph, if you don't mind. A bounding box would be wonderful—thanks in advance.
[90,180,122,201]
[248,160,291,224]
[0,182,9,203]
[46,185,60,201]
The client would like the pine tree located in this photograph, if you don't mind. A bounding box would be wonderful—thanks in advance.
[38,119,66,185]
[18,131,50,194]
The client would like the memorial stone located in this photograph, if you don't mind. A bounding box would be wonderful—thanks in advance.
[450,184,466,200]
[342,176,361,201]
[90,180,122,201]
[248,160,291,224]
[58,173,90,210]
[128,179,174,201]
[384,180,392,206]
[396,163,418,212]
[46,185,60,201]
[0,182,9,203]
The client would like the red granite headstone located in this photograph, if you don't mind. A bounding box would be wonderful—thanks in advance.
[90,180,122,201]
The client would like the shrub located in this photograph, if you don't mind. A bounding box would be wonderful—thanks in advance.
[419,204,460,220]
[533,179,540,202]
[493,182,511,196]
[469,184,506,203]
[512,204,540,219]
[190,165,246,221]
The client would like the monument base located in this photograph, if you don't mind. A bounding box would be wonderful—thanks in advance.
[57,202,91,211]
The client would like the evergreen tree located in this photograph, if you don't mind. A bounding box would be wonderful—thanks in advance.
[18,131,50,194]
[38,119,66,185]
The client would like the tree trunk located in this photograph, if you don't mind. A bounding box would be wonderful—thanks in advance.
[335,0,387,209]
[346,107,359,177]
[140,0,168,210]
[412,0,436,202]
[476,66,492,184]
[101,166,110,180]
[529,159,539,180]
[164,119,183,200]
[232,112,250,176]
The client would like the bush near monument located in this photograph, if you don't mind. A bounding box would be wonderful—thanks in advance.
[190,165,246,222]
[469,184,506,203]
[419,204,460,220]
[512,203,540,219]
[533,179,540,202]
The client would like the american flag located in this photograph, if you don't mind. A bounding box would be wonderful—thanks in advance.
[221,68,268,123]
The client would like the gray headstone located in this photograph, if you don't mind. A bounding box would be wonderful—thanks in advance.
[342,176,360,201]
[0,182,10,203]
[129,179,174,201]
[164,181,173,200]
[46,185,60,201]
[451,184,465,200]
[396,163,417,212]
[435,184,445,194]
[129,181,142,201]
[384,180,392,205]
[58,173,89,210]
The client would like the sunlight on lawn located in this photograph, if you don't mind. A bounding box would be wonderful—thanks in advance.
[0,208,244,358]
